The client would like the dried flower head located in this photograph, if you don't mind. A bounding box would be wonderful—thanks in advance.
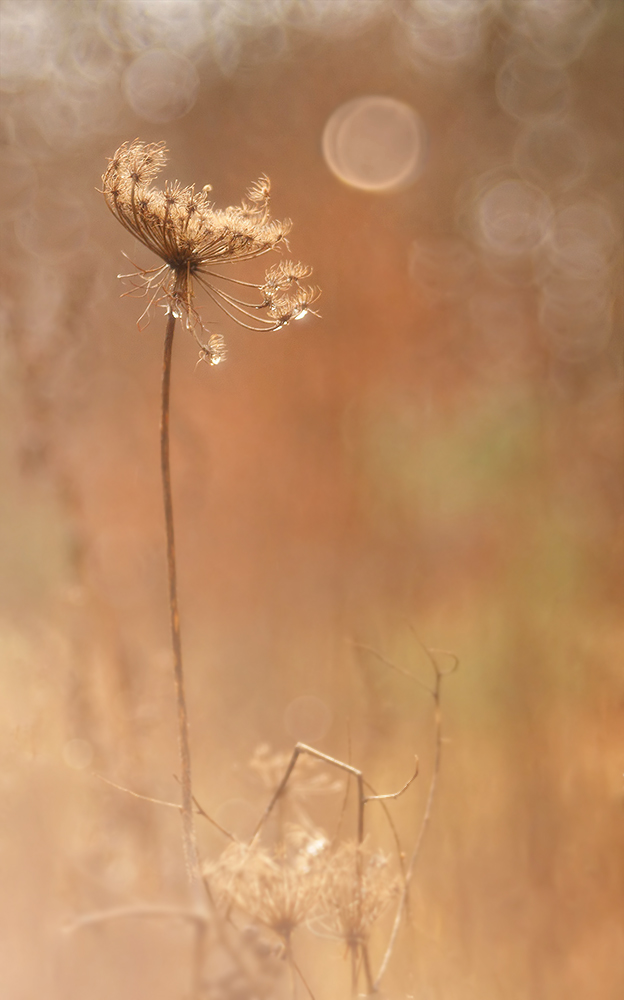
[102,140,319,364]
[206,829,327,946]
[314,841,399,951]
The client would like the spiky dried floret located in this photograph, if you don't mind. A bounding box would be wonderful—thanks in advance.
[101,140,319,363]
[198,333,227,367]
[261,260,314,299]
[105,139,167,188]
[247,174,271,204]
[266,288,318,327]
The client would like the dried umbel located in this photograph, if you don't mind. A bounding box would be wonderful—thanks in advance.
[206,830,327,946]
[101,140,319,363]
[315,841,399,950]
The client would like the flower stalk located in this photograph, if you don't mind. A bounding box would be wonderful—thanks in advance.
[102,139,318,892]
[160,305,200,884]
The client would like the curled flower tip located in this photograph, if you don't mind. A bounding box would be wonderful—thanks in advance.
[197,334,227,367]
[262,260,314,301]
[247,174,271,204]
[268,285,321,327]
[106,139,168,187]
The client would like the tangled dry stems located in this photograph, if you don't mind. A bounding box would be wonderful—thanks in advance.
[206,827,399,996]
[205,744,408,995]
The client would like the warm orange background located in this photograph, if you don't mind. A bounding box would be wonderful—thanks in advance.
[1,3,622,998]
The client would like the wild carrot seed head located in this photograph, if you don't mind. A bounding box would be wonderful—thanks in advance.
[315,841,399,950]
[206,831,327,945]
[102,140,319,363]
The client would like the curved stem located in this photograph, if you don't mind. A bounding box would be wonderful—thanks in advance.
[372,686,443,990]
[161,308,201,887]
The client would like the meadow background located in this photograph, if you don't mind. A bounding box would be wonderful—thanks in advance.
[0,1,622,997]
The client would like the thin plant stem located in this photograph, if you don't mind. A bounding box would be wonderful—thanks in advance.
[362,945,375,995]
[95,772,236,841]
[251,743,417,849]
[372,700,441,990]
[291,952,318,1000]
[161,305,201,887]
[191,918,207,1000]
[250,743,366,845]
[371,643,458,990]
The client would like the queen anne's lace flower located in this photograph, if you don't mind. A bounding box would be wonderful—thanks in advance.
[102,140,319,364]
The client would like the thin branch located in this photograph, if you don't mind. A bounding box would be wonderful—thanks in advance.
[332,723,353,845]
[190,918,208,1000]
[250,743,366,845]
[361,777,408,883]
[251,742,418,852]
[95,772,183,810]
[363,757,419,803]
[64,905,208,934]
[96,773,236,847]
[353,641,433,695]
[250,745,302,843]
[191,793,236,841]
[172,774,237,842]
[291,951,318,1000]
[361,945,375,996]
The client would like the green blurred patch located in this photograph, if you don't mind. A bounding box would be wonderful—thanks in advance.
[355,392,539,529]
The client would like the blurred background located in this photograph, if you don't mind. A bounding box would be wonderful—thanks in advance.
[0,1,622,998]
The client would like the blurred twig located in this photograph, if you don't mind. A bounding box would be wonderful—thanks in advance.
[354,637,458,990]
[95,771,236,842]
[64,904,208,934]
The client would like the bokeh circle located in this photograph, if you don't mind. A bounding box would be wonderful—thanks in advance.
[322,95,426,192]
